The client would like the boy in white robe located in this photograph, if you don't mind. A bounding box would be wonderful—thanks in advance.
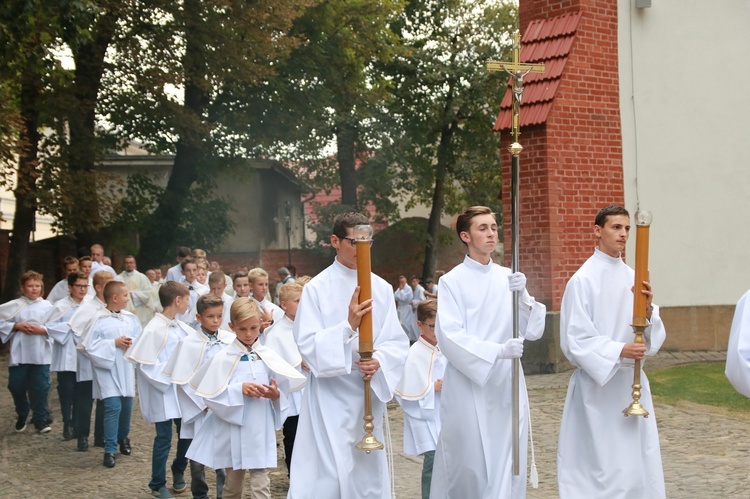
[44,271,91,440]
[263,282,307,476]
[726,288,750,397]
[165,294,235,499]
[46,256,80,303]
[557,205,666,499]
[69,269,113,450]
[186,298,305,499]
[288,212,410,499]
[220,272,252,331]
[125,281,193,497]
[83,281,142,468]
[409,276,427,339]
[166,246,191,283]
[431,206,546,499]
[176,258,209,329]
[395,299,446,499]
[248,267,285,334]
[394,275,417,342]
[0,271,54,433]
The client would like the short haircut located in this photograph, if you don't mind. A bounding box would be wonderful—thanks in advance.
[180,257,196,271]
[248,268,268,283]
[456,206,495,244]
[90,243,104,253]
[417,299,437,323]
[230,297,261,324]
[279,282,303,303]
[195,258,208,270]
[92,270,115,287]
[398,275,406,280]
[208,271,225,286]
[410,275,419,281]
[176,246,191,258]
[191,248,207,259]
[233,272,249,283]
[159,281,190,308]
[296,275,312,286]
[197,293,224,314]
[103,281,126,302]
[277,267,290,277]
[124,255,136,262]
[67,271,88,286]
[595,204,630,227]
[21,270,43,287]
[332,212,369,239]
[78,256,92,264]
[63,255,79,268]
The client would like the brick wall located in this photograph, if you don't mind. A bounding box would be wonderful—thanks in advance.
[502,0,624,311]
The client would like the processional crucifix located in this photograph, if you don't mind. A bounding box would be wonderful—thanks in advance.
[487,31,544,477]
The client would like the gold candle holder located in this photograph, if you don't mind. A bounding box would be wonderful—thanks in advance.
[352,224,384,452]
[624,210,652,418]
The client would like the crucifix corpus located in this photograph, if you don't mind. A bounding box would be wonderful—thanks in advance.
[486,31,545,477]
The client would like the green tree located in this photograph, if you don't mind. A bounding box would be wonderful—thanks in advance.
[102,0,313,267]
[382,0,516,278]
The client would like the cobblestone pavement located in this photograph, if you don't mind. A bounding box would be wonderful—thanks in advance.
[1,350,748,498]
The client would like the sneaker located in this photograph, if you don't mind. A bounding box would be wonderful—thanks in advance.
[14,416,26,433]
[37,424,51,434]
[151,486,174,498]
[172,472,187,494]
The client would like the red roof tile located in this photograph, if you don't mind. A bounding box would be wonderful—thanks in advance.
[494,11,582,132]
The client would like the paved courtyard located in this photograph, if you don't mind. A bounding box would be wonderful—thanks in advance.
[1,350,748,498]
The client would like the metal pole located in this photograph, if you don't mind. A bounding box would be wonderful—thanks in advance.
[510,151,521,476]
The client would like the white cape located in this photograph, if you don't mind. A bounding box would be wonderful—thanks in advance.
[726,289,750,397]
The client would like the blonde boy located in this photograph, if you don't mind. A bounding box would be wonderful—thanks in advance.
[247,268,284,333]
[186,298,305,499]
[176,258,208,328]
[0,271,54,433]
[262,282,306,475]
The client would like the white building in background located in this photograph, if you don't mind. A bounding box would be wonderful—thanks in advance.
[0,189,56,241]
[619,1,750,308]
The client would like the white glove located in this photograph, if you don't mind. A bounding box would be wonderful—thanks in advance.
[496,338,524,359]
[508,272,527,292]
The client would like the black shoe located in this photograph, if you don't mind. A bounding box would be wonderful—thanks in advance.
[63,423,74,441]
[118,438,131,456]
[103,452,116,468]
[77,437,89,452]
[14,416,27,433]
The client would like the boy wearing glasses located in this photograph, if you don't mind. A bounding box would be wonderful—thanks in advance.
[288,212,409,499]
[395,299,445,499]
[44,271,92,440]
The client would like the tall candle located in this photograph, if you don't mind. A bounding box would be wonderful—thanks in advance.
[353,225,374,350]
[632,211,652,327]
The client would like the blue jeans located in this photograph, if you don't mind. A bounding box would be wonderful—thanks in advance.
[149,418,190,491]
[7,364,50,429]
[102,396,133,454]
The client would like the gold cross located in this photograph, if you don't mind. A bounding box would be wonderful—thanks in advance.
[487,32,545,143]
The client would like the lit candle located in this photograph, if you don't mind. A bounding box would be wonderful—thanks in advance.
[632,211,652,326]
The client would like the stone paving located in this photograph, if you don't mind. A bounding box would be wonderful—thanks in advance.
[1,350,748,498]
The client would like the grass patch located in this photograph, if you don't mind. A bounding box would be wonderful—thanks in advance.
[649,362,750,415]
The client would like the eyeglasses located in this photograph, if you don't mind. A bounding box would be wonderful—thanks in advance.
[72,284,89,289]
[341,237,374,248]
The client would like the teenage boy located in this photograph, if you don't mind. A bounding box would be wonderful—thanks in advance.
[83,281,142,468]
[166,246,191,283]
[220,272,251,331]
[46,256,80,303]
[430,206,546,499]
[288,212,409,499]
[557,205,667,498]
[247,268,284,333]
[126,281,193,497]
[0,271,54,433]
[164,294,235,499]
[44,271,92,440]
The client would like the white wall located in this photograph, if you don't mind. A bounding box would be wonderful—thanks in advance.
[619,0,750,306]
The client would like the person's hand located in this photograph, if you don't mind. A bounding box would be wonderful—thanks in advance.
[301,361,311,373]
[355,358,380,378]
[259,307,275,331]
[621,343,646,360]
[508,272,527,292]
[242,382,267,398]
[631,273,654,319]
[115,336,132,350]
[434,378,443,393]
[260,378,280,401]
[348,286,373,331]
[497,338,524,359]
